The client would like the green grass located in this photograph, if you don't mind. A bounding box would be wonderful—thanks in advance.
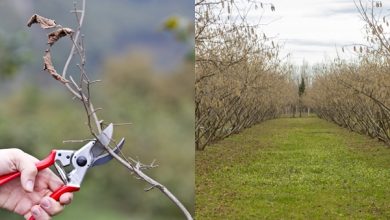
[0,203,129,220]
[196,117,390,219]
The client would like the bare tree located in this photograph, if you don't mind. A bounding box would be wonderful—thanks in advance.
[306,1,390,145]
[355,0,390,57]
[195,0,297,150]
[308,59,390,145]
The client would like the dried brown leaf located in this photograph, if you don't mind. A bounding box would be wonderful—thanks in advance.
[48,28,74,46]
[27,14,56,29]
[43,50,69,84]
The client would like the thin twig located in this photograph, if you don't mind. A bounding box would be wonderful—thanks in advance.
[62,0,85,79]
[63,139,94,143]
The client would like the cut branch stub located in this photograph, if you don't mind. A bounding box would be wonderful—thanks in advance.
[43,50,69,84]
[27,14,56,29]
[48,28,74,46]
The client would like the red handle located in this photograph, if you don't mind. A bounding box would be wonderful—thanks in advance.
[28,185,80,220]
[50,185,80,200]
[0,150,57,185]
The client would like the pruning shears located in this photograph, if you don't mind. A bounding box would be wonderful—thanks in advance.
[0,124,125,220]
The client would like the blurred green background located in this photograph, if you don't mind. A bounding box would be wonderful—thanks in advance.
[0,0,194,219]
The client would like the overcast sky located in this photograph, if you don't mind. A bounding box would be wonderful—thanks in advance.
[249,0,366,65]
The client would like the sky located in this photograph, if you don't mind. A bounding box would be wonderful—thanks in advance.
[249,0,367,65]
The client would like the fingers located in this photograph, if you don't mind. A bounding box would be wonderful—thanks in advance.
[28,194,72,219]
[39,197,64,216]
[25,191,72,220]
[35,169,63,192]
[10,149,38,192]
[59,193,73,205]
[30,205,52,220]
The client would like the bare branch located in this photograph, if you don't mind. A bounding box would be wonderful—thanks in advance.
[62,0,86,79]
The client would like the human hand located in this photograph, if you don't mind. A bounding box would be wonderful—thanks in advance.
[0,148,73,219]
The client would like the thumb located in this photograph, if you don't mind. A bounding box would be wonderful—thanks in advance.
[19,160,38,192]
[11,149,38,192]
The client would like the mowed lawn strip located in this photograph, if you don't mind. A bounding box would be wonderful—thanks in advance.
[196,117,390,219]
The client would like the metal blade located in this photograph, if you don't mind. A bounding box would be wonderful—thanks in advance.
[90,123,114,159]
[91,138,125,167]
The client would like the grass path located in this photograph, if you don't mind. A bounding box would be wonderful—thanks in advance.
[196,117,390,219]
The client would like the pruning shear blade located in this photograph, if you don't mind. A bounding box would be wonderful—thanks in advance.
[89,123,124,166]
[91,138,125,167]
[90,123,114,158]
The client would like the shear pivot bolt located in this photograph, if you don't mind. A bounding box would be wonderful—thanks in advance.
[76,156,88,167]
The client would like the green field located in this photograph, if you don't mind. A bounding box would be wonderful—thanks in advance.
[196,117,390,219]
